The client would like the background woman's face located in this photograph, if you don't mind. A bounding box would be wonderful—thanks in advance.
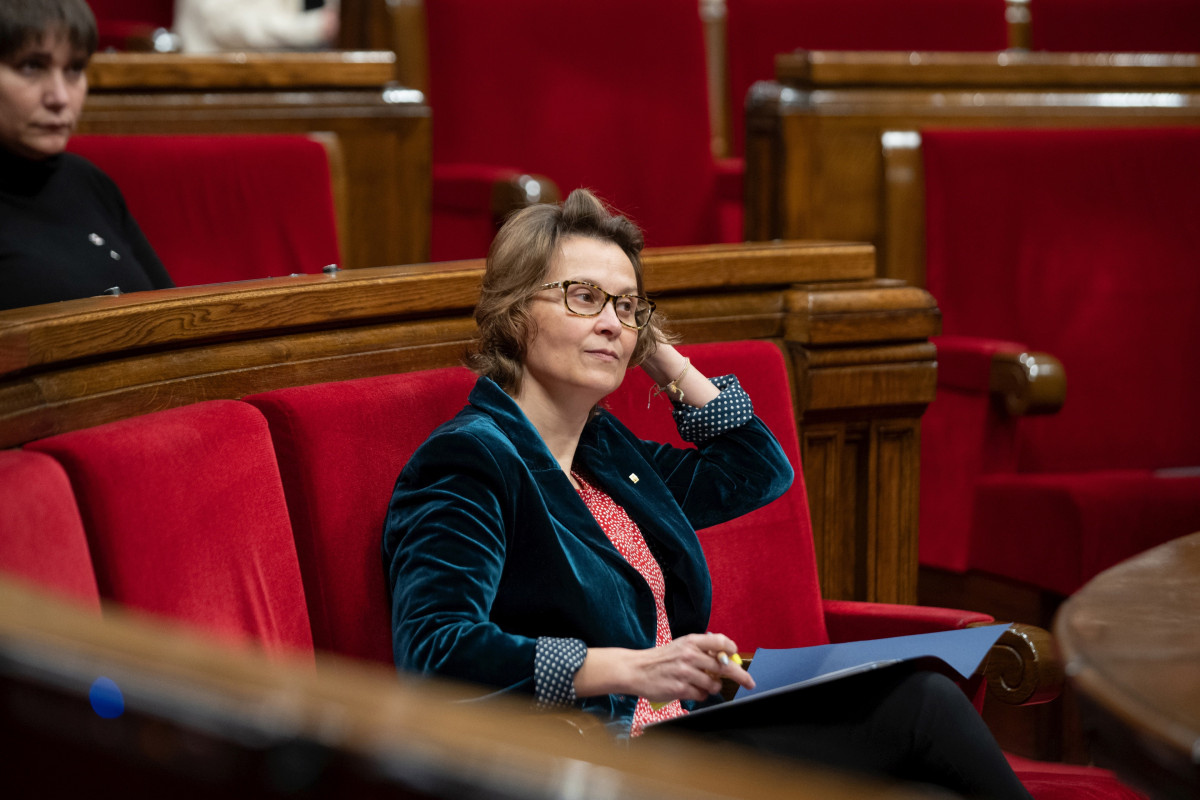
[0,32,88,160]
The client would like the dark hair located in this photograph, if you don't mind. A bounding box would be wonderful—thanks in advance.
[466,188,670,393]
[0,0,97,62]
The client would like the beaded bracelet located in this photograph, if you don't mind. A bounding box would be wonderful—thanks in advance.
[647,357,691,408]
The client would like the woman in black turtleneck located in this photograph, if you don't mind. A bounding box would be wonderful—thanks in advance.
[0,0,173,312]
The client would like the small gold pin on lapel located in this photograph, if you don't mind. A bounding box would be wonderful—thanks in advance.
[629,473,639,484]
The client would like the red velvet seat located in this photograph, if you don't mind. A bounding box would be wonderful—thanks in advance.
[724,0,1009,156]
[918,127,1200,598]
[241,339,1136,797]
[606,341,1144,800]
[1029,0,1200,52]
[26,401,313,659]
[604,340,1000,651]
[244,367,478,664]
[0,450,100,612]
[424,0,741,260]
[88,0,174,51]
[67,135,342,287]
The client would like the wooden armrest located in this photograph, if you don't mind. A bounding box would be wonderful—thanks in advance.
[971,622,1065,706]
[989,350,1066,417]
[490,172,560,222]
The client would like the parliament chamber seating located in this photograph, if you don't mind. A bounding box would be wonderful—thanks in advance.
[418,0,742,260]
[722,0,1011,157]
[0,244,1143,797]
[26,401,315,660]
[883,127,1200,620]
[0,450,99,613]
[3,341,1143,799]
[66,134,343,287]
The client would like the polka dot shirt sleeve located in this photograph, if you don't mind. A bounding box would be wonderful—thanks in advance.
[533,636,588,710]
[672,374,755,443]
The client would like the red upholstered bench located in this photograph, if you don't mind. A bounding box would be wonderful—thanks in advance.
[423,0,741,260]
[1028,0,1200,52]
[25,400,313,660]
[241,339,1142,799]
[244,367,479,665]
[6,338,1143,797]
[915,127,1200,604]
[724,0,1010,157]
[0,450,100,613]
[89,0,174,51]
[67,134,342,287]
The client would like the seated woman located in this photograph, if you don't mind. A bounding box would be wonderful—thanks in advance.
[0,0,173,312]
[383,189,1031,799]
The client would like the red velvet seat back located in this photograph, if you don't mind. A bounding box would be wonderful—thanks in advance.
[604,340,828,650]
[67,135,341,287]
[88,0,174,50]
[425,0,721,249]
[244,368,479,664]
[1029,0,1200,52]
[725,0,1009,155]
[0,450,100,612]
[923,127,1200,474]
[26,401,313,658]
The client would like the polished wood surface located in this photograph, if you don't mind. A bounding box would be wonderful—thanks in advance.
[82,52,431,270]
[0,577,933,799]
[1055,532,1200,800]
[0,241,933,605]
[745,50,1200,284]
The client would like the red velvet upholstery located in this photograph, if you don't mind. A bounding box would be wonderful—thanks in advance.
[0,450,100,611]
[26,401,313,659]
[724,0,1009,156]
[606,341,829,650]
[88,0,174,50]
[424,0,740,259]
[1004,754,1145,800]
[919,127,1200,593]
[67,135,341,287]
[244,368,478,664]
[1029,0,1200,53]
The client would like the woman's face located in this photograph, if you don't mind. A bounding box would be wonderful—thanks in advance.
[518,236,641,410]
[0,31,88,160]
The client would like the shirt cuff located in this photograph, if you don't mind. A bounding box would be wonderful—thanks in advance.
[673,374,755,443]
[533,637,587,710]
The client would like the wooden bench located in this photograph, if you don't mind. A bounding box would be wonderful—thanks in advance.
[82,51,430,269]
[744,49,1200,286]
[0,241,927,606]
[2,242,1142,797]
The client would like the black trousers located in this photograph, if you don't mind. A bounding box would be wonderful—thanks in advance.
[649,667,1033,800]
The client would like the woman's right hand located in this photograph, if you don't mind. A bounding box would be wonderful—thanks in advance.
[574,633,755,702]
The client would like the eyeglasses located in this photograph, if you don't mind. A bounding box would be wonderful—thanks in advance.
[539,280,655,330]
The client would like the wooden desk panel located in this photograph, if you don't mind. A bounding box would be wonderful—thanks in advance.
[745,50,1200,286]
[0,241,933,605]
[1055,532,1200,800]
[82,52,431,271]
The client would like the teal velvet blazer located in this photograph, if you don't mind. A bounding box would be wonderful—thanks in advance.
[382,376,793,735]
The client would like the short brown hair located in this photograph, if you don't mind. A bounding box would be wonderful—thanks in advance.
[0,0,97,62]
[466,188,669,393]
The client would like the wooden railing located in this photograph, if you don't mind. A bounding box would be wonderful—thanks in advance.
[0,241,934,605]
[744,49,1200,286]
[83,51,431,270]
